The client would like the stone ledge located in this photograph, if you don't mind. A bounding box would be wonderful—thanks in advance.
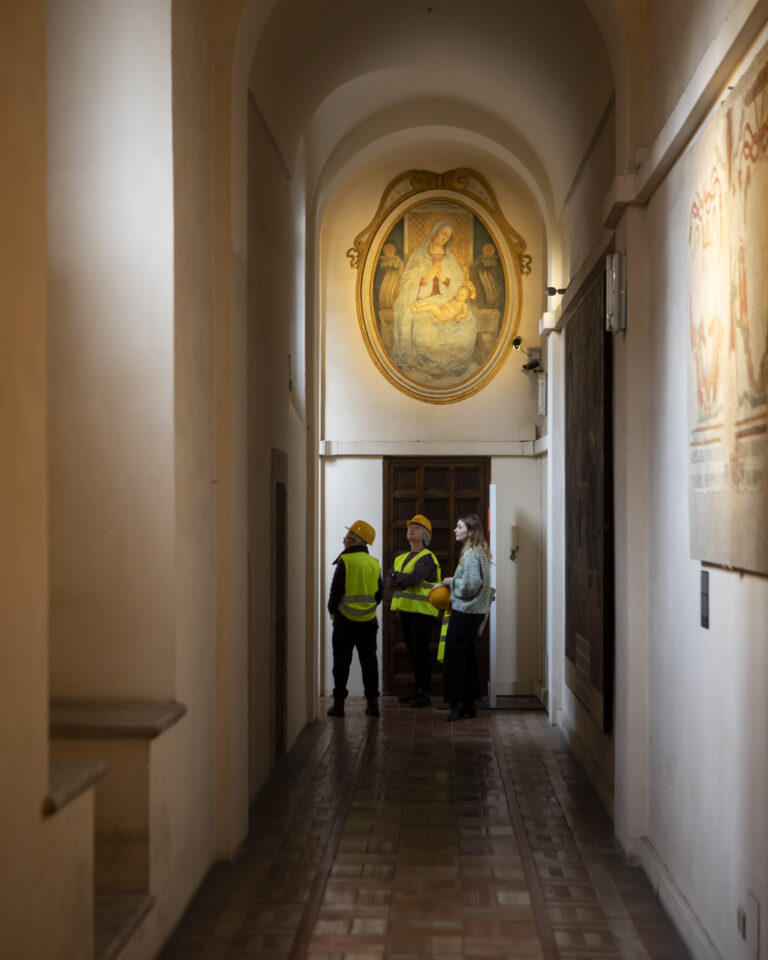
[95,892,155,960]
[50,700,187,739]
[43,759,109,816]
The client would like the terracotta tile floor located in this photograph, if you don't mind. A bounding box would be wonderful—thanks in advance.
[158,700,692,960]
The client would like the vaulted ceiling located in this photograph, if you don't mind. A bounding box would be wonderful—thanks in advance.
[248,0,615,215]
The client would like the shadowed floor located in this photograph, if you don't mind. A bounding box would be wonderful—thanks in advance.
[158,700,691,959]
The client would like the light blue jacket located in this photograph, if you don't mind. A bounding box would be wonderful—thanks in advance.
[445,547,492,614]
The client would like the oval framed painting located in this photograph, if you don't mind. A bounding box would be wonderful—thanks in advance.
[347,168,531,403]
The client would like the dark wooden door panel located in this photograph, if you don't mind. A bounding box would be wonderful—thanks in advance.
[565,270,614,733]
[383,457,490,697]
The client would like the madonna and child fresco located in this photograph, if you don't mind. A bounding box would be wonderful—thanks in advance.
[349,170,529,404]
[377,210,505,385]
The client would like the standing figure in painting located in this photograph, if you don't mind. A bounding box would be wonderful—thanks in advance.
[391,220,478,378]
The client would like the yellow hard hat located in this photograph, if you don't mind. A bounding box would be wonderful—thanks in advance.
[346,520,375,545]
[407,514,432,535]
[428,584,451,611]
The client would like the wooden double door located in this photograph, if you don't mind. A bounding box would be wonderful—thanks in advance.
[382,457,490,697]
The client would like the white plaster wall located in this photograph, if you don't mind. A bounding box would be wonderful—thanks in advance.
[47,0,176,698]
[545,332,566,722]
[287,399,309,743]
[549,71,618,807]
[643,128,768,960]
[538,452,549,698]
[646,0,748,145]
[247,97,309,790]
[0,5,65,956]
[559,101,615,277]
[287,147,310,746]
[610,203,651,853]
[39,794,97,959]
[490,458,543,693]
[321,459,384,698]
[157,1,219,948]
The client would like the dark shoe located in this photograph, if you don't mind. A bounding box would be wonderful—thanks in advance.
[397,691,415,703]
[365,699,380,717]
[459,704,477,719]
[410,692,431,708]
[326,700,344,718]
[446,706,460,723]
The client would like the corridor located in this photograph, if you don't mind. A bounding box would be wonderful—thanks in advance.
[159,703,691,960]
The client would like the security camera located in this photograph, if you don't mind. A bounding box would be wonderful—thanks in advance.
[512,336,523,350]
[522,359,541,372]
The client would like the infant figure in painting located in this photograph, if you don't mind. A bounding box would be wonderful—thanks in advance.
[411,281,477,324]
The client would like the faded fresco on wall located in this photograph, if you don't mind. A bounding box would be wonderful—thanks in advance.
[376,206,504,384]
[348,169,530,404]
[688,48,768,574]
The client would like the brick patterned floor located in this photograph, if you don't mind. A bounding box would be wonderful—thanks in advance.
[158,702,691,959]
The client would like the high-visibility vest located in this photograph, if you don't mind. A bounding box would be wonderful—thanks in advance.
[437,609,450,662]
[337,551,381,622]
[390,549,441,617]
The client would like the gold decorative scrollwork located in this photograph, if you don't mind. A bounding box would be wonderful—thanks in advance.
[348,168,531,279]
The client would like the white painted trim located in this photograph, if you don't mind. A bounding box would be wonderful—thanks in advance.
[534,435,549,456]
[318,440,545,457]
[633,837,724,960]
[555,708,614,818]
[492,680,542,697]
[489,483,497,709]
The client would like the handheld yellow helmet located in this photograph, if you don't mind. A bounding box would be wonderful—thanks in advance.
[407,514,432,535]
[346,520,375,545]
[428,584,451,611]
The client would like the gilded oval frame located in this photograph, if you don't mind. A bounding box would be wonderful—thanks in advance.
[347,168,531,404]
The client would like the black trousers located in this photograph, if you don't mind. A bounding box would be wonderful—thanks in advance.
[331,614,379,701]
[442,609,483,706]
[399,611,433,694]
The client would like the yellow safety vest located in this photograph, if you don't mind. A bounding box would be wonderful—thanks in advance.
[337,551,381,622]
[437,609,450,663]
[390,549,441,618]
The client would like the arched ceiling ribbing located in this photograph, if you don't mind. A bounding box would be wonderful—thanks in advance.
[248,0,614,213]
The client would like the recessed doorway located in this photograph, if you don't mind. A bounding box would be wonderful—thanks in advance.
[382,457,491,698]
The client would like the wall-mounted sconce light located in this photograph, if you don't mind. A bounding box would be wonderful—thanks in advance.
[546,285,567,296]
[514,337,540,364]
[520,346,547,416]
[509,525,519,562]
[605,252,626,333]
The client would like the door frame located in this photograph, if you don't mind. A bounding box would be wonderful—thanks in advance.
[382,455,491,697]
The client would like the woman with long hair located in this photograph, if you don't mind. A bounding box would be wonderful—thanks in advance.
[441,513,492,722]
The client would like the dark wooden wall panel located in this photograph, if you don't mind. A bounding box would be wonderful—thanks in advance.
[565,273,615,732]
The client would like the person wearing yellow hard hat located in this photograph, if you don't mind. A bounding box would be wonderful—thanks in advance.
[326,520,382,718]
[388,514,441,708]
